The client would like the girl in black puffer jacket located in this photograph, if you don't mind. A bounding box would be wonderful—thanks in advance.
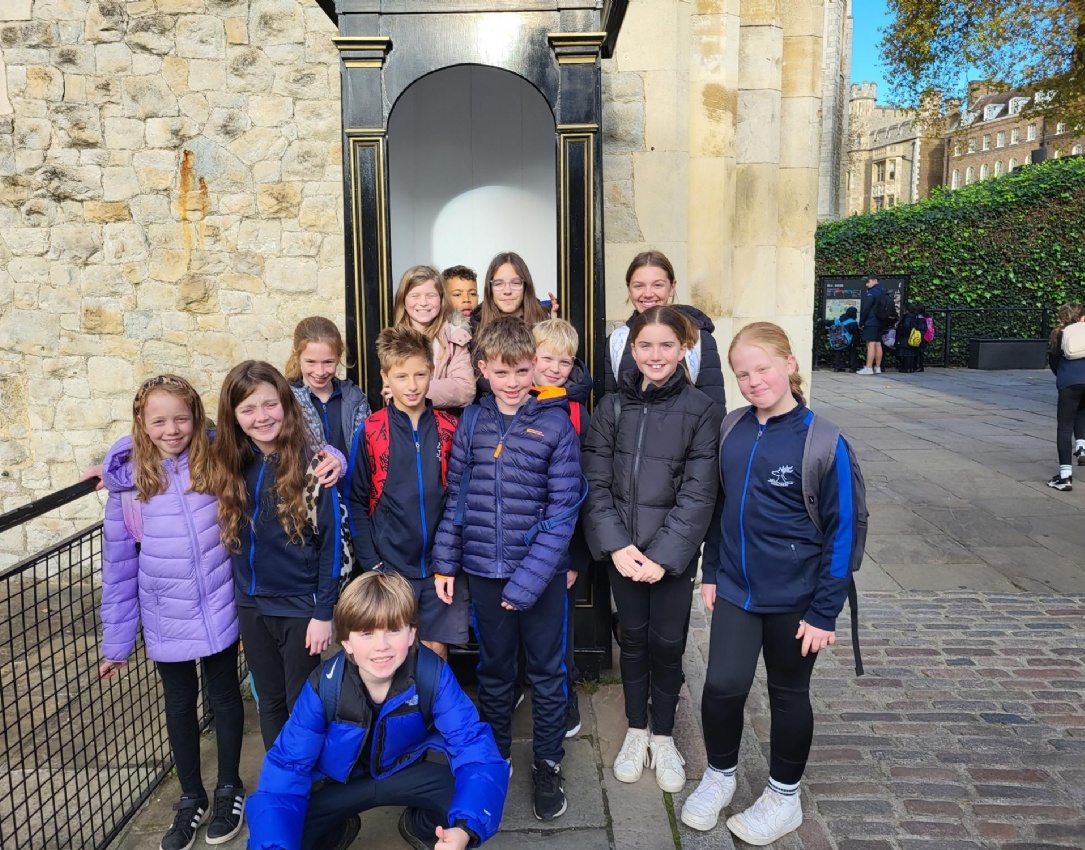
[581,306,721,795]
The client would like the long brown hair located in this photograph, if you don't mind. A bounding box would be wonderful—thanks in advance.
[209,361,312,553]
[131,375,212,502]
[478,251,548,333]
[1049,302,1085,351]
[393,265,447,343]
[625,250,676,291]
[285,317,345,382]
[627,306,697,383]
[728,322,806,405]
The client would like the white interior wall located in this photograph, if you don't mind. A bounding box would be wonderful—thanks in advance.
[388,65,557,295]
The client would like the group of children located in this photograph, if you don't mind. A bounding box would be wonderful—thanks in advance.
[97,249,866,850]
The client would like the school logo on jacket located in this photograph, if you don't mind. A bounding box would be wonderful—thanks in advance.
[768,465,795,488]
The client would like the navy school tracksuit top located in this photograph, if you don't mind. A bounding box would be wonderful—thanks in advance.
[702,404,858,631]
[232,447,344,621]
[346,401,449,579]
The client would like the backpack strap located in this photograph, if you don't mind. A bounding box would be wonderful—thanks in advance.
[362,409,391,517]
[611,393,621,424]
[120,489,143,543]
[801,415,864,677]
[609,326,630,381]
[415,646,442,727]
[434,410,459,487]
[569,403,581,437]
[452,405,481,527]
[319,649,348,728]
[718,406,752,487]
[522,476,589,546]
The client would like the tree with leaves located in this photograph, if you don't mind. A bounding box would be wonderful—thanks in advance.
[881,1,1085,125]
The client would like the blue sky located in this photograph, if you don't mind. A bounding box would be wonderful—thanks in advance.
[850,1,893,101]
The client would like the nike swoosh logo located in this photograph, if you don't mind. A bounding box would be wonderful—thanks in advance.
[325,657,339,680]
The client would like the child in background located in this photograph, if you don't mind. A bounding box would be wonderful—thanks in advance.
[682,322,862,844]
[469,251,559,338]
[914,304,934,372]
[443,265,480,320]
[348,326,468,660]
[531,318,591,736]
[392,265,476,412]
[433,317,584,821]
[209,361,346,751]
[581,306,721,794]
[286,317,372,457]
[246,571,508,850]
[820,306,860,373]
[99,375,246,850]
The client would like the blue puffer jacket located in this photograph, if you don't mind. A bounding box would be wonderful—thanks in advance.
[432,393,584,610]
[702,404,858,631]
[247,647,508,850]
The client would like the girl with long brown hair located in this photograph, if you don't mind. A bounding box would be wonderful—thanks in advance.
[210,361,347,751]
[470,251,557,337]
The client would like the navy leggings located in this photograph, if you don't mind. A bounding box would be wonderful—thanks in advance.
[701,601,818,785]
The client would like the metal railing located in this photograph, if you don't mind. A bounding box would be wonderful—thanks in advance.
[814,306,1053,368]
[0,481,240,850]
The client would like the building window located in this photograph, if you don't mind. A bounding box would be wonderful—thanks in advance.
[968,137,977,153]
[980,163,989,179]
[994,160,1003,176]
[1027,124,1037,141]
[1056,122,1066,134]
[982,134,991,150]
[1054,149,1062,159]
[888,160,896,180]
[953,141,961,156]
[874,197,884,212]
[951,169,960,189]
[1009,96,1029,115]
[1011,127,1020,144]
[1009,157,1018,171]
[1074,145,1083,156]
[996,131,1005,148]
[875,161,885,182]
[965,166,974,184]
[887,196,896,208]
[1025,151,1033,164]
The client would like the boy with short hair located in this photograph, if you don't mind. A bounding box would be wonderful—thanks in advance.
[443,265,479,320]
[433,316,585,821]
[246,571,508,850]
[531,318,591,736]
[347,326,466,660]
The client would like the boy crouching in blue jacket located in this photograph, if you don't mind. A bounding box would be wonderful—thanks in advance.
[247,571,508,850]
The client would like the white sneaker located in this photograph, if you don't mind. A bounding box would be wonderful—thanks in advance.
[613,728,650,783]
[648,734,686,792]
[873,366,882,374]
[856,367,874,374]
[726,786,803,846]
[680,768,736,831]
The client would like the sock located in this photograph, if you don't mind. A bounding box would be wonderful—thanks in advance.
[1060,465,1072,479]
[708,765,736,778]
[1076,440,1085,451]
[768,777,800,797]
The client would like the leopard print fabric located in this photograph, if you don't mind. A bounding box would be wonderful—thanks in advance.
[305,455,357,590]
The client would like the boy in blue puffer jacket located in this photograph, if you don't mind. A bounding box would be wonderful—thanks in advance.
[247,571,507,850]
[433,316,585,823]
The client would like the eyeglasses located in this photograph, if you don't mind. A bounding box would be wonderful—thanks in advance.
[490,279,524,291]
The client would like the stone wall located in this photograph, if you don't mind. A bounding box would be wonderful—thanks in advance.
[0,0,345,565]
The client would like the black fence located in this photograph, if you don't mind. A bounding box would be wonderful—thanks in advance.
[0,481,242,850]
[814,306,1053,369]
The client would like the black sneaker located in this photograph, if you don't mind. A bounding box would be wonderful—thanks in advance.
[532,760,567,820]
[565,690,581,738]
[205,784,245,845]
[1076,446,1085,466]
[327,814,361,850]
[1047,474,1073,491]
[397,808,437,850]
[160,795,207,850]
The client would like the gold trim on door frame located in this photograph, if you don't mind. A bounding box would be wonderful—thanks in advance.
[558,131,596,382]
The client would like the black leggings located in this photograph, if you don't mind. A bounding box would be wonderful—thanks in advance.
[155,642,245,799]
[609,559,696,736]
[701,602,818,785]
[1055,384,1085,466]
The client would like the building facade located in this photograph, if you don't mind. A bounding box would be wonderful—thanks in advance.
[817,0,852,221]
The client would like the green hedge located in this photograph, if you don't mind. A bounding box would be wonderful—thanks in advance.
[815,158,1085,365]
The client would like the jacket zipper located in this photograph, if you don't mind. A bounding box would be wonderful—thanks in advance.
[413,422,429,577]
[173,458,214,646]
[493,407,522,577]
[628,402,649,543]
[738,422,765,609]
[248,456,268,596]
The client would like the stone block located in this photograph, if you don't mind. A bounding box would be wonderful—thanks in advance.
[281,139,327,180]
[148,248,190,282]
[132,52,162,75]
[81,300,123,334]
[122,75,178,119]
[188,59,226,92]
[159,55,189,94]
[0,1,33,21]
[102,221,147,263]
[227,127,287,165]
[602,100,645,154]
[227,45,274,93]
[731,245,778,318]
[281,231,321,258]
[691,80,737,158]
[86,356,133,394]
[4,227,47,256]
[34,162,101,201]
[256,182,301,218]
[738,23,782,91]
[126,14,175,56]
[736,89,781,164]
[220,272,263,293]
[176,16,225,59]
[84,200,130,223]
[236,219,281,254]
[81,263,132,297]
[777,167,818,246]
[102,166,139,201]
[250,0,304,46]
[781,34,821,99]
[612,0,682,72]
[632,151,688,243]
[272,65,329,100]
[178,274,219,313]
[225,17,248,45]
[102,117,145,149]
[95,41,132,75]
[53,103,103,148]
[14,117,51,150]
[643,69,687,154]
[294,99,339,140]
[26,64,64,100]
[265,256,316,293]
[7,257,50,285]
[179,92,210,123]
[298,196,338,232]
[779,96,820,169]
[145,116,198,149]
[248,95,292,127]
[603,179,643,243]
[205,108,250,148]
[183,136,252,193]
[49,223,101,261]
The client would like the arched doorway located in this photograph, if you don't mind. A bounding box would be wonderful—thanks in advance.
[388,66,558,292]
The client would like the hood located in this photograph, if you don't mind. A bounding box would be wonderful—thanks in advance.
[562,357,594,404]
[442,315,472,347]
[625,304,716,333]
[102,434,137,492]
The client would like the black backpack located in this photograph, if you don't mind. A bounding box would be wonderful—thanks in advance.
[318,647,442,727]
[874,290,899,325]
[719,408,870,675]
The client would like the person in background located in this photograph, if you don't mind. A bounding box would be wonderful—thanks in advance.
[820,306,860,373]
[856,274,885,375]
[914,304,935,372]
[1046,302,1085,491]
[443,265,480,321]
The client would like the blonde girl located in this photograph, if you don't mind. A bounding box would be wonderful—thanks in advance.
[210,361,346,751]
[392,265,475,410]
[99,375,246,849]
[285,317,372,456]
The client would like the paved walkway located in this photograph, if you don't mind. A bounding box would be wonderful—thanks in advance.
[113,369,1085,850]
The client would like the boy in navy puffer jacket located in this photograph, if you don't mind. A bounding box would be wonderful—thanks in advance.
[433,316,585,822]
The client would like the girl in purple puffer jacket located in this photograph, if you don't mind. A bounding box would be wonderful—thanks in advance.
[99,375,247,850]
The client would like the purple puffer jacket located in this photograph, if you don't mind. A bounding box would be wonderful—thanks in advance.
[100,436,238,664]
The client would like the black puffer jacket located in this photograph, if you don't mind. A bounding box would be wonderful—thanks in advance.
[581,368,721,575]
[603,305,726,415]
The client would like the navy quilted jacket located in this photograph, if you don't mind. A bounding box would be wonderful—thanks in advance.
[432,393,584,610]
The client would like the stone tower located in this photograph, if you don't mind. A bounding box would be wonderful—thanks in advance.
[818,0,853,221]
